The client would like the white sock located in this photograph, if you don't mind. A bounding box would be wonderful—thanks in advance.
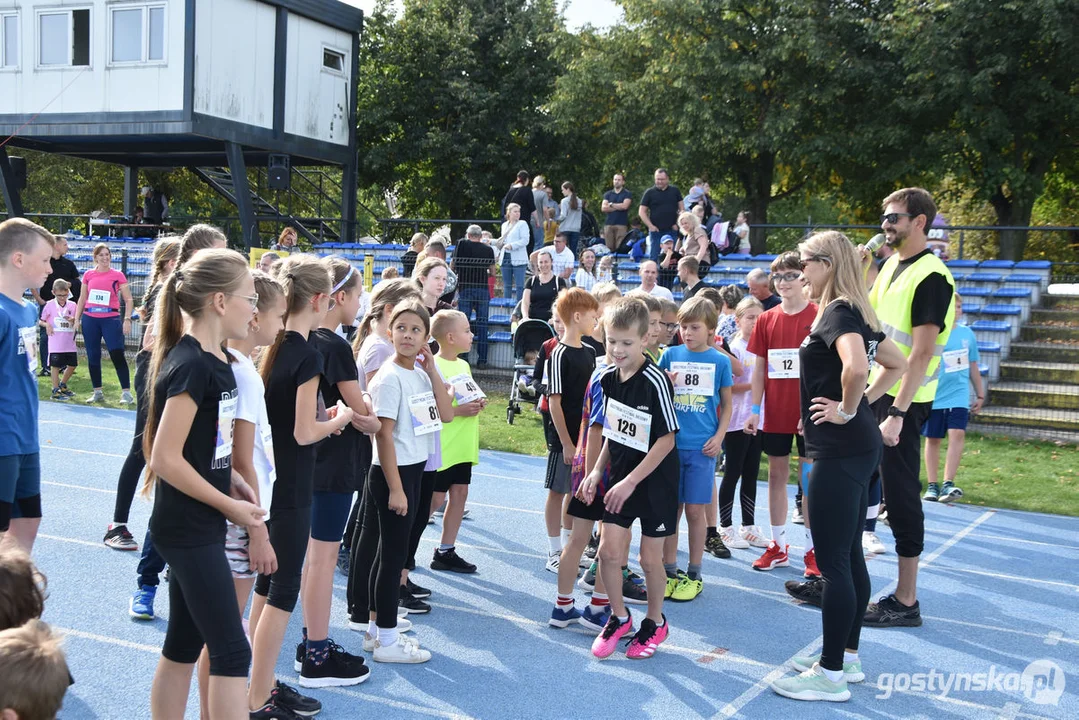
[111,522,126,529]
[548,536,562,554]
[377,626,398,648]
[820,666,844,683]
[771,525,787,548]
[804,528,814,552]
[367,620,376,636]
[844,651,859,663]
[866,503,879,521]
[561,528,571,546]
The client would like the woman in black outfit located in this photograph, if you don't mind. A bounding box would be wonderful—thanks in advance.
[521,252,567,323]
[771,231,906,703]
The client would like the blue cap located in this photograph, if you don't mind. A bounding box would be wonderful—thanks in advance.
[660,234,675,244]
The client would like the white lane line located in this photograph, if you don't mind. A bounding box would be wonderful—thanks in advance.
[465,501,543,515]
[41,445,126,459]
[43,480,113,494]
[38,533,103,548]
[41,419,131,433]
[921,616,1079,646]
[930,565,1079,590]
[713,509,996,719]
[966,531,1079,552]
[53,626,162,654]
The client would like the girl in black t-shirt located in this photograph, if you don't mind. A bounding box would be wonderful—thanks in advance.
[248,256,356,710]
[771,232,907,703]
[140,248,266,718]
[297,256,382,688]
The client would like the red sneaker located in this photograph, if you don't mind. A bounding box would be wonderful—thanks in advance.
[804,548,821,579]
[752,542,790,571]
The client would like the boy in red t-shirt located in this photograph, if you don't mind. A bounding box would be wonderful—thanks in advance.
[744,252,819,578]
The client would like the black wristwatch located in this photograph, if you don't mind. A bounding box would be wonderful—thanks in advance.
[886,406,907,419]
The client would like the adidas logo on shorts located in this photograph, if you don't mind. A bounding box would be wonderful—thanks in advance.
[655,523,666,532]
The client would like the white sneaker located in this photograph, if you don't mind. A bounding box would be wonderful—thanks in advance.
[120,390,134,404]
[545,551,561,573]
[720,526,750,549]
[792,507,804,524]
[739,525,770,548]
[398,606,409,618]
[862,531,886,555]
[373,634,431,664]
[360,620,416,651]
[86,389,104,404]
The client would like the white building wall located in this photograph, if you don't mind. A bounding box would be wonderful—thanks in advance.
[192,0,275,129]
[0,0,185,115]
[284,12,349,146]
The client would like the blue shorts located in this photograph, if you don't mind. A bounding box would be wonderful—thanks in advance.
[678,449,716,505]
[0,453,42,531]
[310,491,353,542]
[921,407,970,439]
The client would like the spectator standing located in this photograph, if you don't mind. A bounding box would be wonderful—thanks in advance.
[496,204,530,301]
[639,169,683,262]
[604,173,634,253]
[31,235,81,376]
[638,260,674,302]
[400,232,427,278]
[733,211,752,254]
[141,186,169,224]
[747,268,781,310]
[271,227,298,253]
[531,176,549,251]
[502,171,537,254]
[678,211,712,277]
[452,225,496,367]
[556,182,583,254]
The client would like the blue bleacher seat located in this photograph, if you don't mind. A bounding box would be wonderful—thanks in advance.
[489,314,512,325]
[491,298,516,308]
[979,259,1015,270]
[970,319,1012,355]
[966,273,1003,284]
[1014,260,1051,270]
[489,331,512,342]
[977,340,1002,381]
[957,287,992,299]
[980,304,1023,340]
[946,259,979,270]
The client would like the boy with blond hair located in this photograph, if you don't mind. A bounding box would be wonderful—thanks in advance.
[0,620,71,720]
[38,279,77,400]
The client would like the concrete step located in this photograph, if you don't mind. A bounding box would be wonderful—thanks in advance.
[1007,342,1079,363]
[1031,308,1079,326]
[989,381,1079,411]
[974,405,1079,433]
[1044,294,1079,310]
[1001,360,1079,384]
[1020,324,1079,343]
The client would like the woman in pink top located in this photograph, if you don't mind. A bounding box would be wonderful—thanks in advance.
[74,243,135,404]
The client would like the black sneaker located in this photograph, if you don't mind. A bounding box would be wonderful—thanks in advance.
[270,681,322,717]
[584,532,599,561]
[251,699,303,720]
[399,589,432,614]
[298,641,370,688]
[863,594,922,628]
[430,548,477,574]
[294,639,363,673]
[706,534,731,559]
[622,576,648,605]
[336,546,350,577]
[103,524,139,551]
[784,577,824,608]
[405,577,431,599]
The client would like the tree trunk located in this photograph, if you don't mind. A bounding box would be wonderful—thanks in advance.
[990,186,1036,261]
[736,151,775,255]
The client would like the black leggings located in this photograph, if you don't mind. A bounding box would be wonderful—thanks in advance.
[366,462,423,628]
[405,470,437,571]
[347,480,378,620]
[155,541,251,676]
[341,435,372,551]
[114,351,150,524]
[719,430,761,527]
[253,505,311,613]
[807,448,880,673]
[871,397,931,557]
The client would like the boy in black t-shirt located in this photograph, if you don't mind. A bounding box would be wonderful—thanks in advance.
[578,297,679,660]
[543,289,599,573]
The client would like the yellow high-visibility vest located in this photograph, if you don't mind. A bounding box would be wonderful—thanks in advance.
[868,251,956,403]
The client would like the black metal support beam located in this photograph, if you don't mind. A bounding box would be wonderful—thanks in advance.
[225,142,258,250]
[123,166,140,218]
[0,147,24,217]
[273,7,288,140]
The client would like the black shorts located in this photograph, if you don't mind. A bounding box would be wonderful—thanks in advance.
[761,431,806,458]
[433,462,473,493]
[567,495,604,522]
[49,352,77,369]
[603,508,676,538]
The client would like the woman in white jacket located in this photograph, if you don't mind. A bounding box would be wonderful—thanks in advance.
[496,202,530,301]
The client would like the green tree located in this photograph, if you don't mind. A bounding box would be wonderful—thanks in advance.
[892,0,1079,260]
[355,0,568,222]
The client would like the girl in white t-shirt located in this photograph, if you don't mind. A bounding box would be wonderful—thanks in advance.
[734,211,751,254]
[364,301,453,664]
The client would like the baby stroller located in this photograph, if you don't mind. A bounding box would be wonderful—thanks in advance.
[507,318,556,424]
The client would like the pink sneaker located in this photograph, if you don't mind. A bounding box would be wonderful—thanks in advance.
[591,611,634,659]
[626,614,669,659]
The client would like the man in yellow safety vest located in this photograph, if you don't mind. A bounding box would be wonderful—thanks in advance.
[862,187,955,629]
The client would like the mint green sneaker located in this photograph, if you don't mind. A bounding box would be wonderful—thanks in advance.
[791,654,864,682]
[771,663,851,702]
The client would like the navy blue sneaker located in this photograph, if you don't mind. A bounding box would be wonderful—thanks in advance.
[579,604,611,632]
[130,585,156,620]
[549,604,582,628]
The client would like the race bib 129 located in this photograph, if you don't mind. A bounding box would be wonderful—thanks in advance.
[602,398,651,452]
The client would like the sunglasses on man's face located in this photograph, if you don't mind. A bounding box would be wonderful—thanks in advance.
[881,212,914,225]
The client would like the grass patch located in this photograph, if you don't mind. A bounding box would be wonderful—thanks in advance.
[37,357,132,409]
[38,361,1079,516]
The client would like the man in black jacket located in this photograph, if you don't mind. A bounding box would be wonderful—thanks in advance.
[502,170,537,254]
[31,235,81,375]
